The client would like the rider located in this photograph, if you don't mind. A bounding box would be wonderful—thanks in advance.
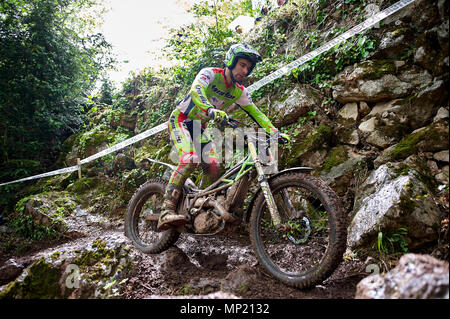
[157,43,290,231]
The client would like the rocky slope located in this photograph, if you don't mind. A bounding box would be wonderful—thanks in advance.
[0,0,448,299]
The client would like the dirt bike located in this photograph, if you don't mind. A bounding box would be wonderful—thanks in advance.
[125,119,347,289]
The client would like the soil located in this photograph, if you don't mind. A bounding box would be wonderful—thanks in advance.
[119,230,366,299]
[0,206,371,300]
[4,212,448,300]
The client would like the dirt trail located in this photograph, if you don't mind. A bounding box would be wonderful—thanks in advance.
[120,231,366,299]
[4,222,366,299]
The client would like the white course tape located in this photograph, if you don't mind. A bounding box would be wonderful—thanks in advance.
[0,0,415,187]
[79,122,168,165]
[0,166,80,187]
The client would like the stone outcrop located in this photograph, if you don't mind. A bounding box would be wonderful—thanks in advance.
[356,254,449,299]
[0,234,131,299]
[348,164,442,250]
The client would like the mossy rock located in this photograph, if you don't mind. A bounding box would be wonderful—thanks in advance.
[389,121,449,160]
[119,169,148,201]
[280,124,333,168]
[0,258,62,299]
[0,237,132,299]
[66,177,102,194]
[357,60,398,80]
[293,125,333,155]
[11,191,79,240]
[321,145,350,174]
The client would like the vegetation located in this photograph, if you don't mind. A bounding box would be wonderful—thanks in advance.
[0,0,114,183]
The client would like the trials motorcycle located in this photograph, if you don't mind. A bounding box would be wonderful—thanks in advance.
[125,120,347,289]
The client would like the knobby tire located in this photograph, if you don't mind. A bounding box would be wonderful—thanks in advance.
[250,171,347,289]
[125,179,180,254]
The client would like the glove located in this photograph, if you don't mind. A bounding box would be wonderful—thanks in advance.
[228,117,240,128]
[273,131,290,144]
[207,108,228,124]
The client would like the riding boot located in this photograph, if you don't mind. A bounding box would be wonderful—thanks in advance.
[157,184,187,231]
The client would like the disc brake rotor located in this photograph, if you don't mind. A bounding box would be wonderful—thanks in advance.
[286,216,312,244]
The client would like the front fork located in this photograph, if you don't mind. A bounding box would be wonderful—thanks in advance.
[248,141,289,231]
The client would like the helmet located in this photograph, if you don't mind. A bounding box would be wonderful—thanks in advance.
[224,43,262,76]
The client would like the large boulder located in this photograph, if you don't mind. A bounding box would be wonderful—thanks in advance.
[348,164,442,250]
[332,61,432,104]
[270,86,323,126]
[320,147,367,196]
[0,235,132,299]
[16,191,111,239]
[356,253,449,299]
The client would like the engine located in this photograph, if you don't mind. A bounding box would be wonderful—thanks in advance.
[193,209,223,234]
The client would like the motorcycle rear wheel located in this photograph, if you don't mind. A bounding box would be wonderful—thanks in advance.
[125,179,180,254]
[250,171,347,289]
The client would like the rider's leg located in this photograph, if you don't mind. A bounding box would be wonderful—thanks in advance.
[200,140,220,187]
[157,110,198,231]
[157,152,199,230]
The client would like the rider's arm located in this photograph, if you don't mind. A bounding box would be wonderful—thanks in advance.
[236,88,277,134]
[186,68,215,120]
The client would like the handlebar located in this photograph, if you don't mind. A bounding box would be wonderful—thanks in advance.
[227,116,285,145]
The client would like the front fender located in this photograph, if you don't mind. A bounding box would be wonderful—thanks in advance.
[244,167,313,223]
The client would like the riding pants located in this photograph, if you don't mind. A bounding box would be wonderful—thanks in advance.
[167,108,220,188]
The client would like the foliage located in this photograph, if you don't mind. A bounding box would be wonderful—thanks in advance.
[10,204,62,241]
[291,34,376,86]
[377,225,410,255]
[162,0,251,88]
[0,0,114,181]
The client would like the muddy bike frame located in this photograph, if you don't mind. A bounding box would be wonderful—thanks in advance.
[145,126,298,231]
[186,127,288,231]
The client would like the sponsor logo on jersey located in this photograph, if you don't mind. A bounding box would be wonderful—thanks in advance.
[195,85,209,105]
[211,85,235,100]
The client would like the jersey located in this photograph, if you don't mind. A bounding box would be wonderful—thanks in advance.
[176,67,277,134]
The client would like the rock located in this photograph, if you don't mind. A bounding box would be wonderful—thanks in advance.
[321,155,366,196]
[373,29,411,59]
[332,61,434,104]
[0,235,132,299]
[374,121,449,167]
[401,80,448,129]
[435,172,449,185]
[113,153,135,171]
[19,191,84,238]
[338,102,359,121]
[383,0,440,32]
[221,264,257,293]
[337,128,359,146]
[414,26,449,76]
[356,254,449,299]
[348,164,442,250]
[0,259,24,285]
[359,101,371,117]
[427,160,439,175]
[163,247,197,271]
[271,86,322,126]
[359,74,412,102]
[433,107,449,122]
[434,150,449,163]
[119,169,147,201]
[366,130,396,148]
[188,278,221,294]
[358,117,378,133]
[367,99,402,118]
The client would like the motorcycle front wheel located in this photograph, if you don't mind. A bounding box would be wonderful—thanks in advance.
[250,171,347,289]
